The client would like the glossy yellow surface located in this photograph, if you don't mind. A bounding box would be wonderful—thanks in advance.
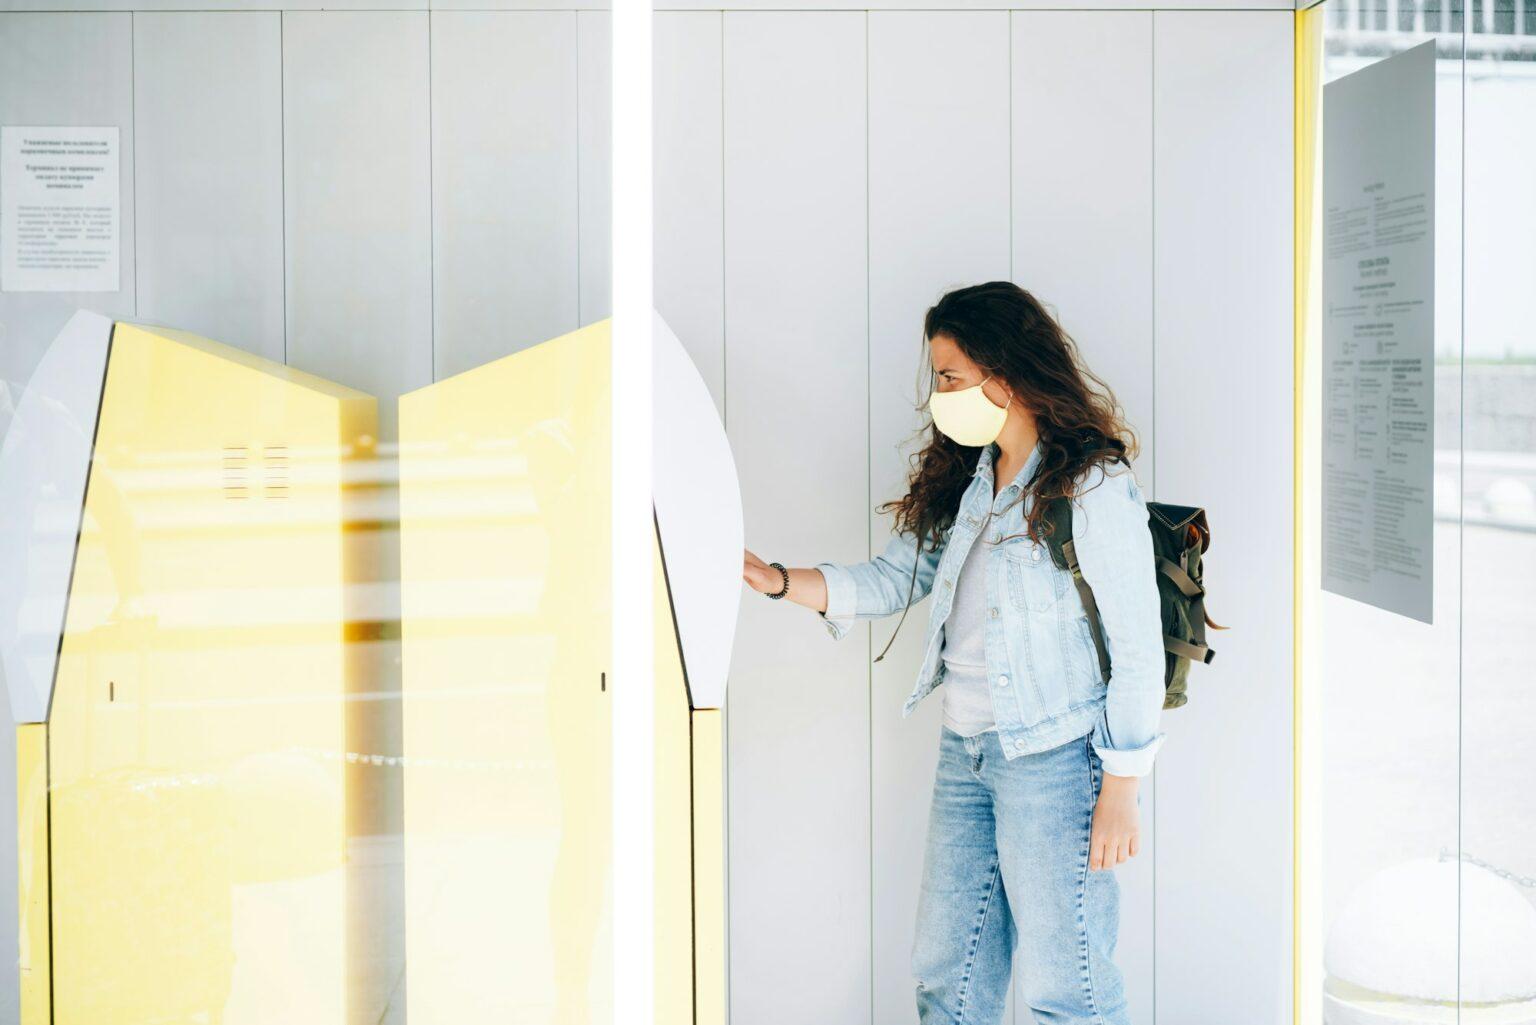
[655,530,695,1022]
[690,708,726,1025]
[41,321,376,1025]
[398,321,613,1025]
[655,526,727,1025]
[15,725,49,1025]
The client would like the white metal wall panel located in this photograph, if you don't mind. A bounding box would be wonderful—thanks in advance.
[658,10,1294,1025]
[1150,12,1293,1025]
[430,11,579,378]
[652,14,731,1013]
[866,11,1014,1023]
[0,13,136,417]
[430,0,597,8]
[132,12,285,361]
[657,0,1292,10]
[1012,12,1155,491]
[282,11,433,431]
[722,12,871,1024]
[9,1,428,10]
[1011,13,1157,1021]
[653,11,725,415]
[579,10,612,326]
[2,0,1287,9]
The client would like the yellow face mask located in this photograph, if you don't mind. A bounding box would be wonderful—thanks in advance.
[927,375,1012,447]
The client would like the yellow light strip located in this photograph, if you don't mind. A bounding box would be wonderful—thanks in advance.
[1293,8,1325,1025]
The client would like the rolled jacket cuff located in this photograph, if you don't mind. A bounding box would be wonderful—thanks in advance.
[814,562,858,641]
[1093,730,1166,779]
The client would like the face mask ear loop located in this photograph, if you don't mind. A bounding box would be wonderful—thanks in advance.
[980,374,1012,414]
[873,535,922,664]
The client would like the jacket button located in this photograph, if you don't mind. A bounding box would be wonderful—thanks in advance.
[1031,548,1042,562]
[998,675,1009,688]
[989,607,999,618]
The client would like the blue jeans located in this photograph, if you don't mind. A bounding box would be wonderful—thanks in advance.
[912,725,1129,1025]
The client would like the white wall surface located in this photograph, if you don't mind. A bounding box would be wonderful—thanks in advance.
[655,9,1294,1025]
[0,10,610,1025]
[721,14,873,1022]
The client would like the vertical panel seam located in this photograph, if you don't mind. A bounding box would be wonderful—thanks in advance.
[1456,15,1465,1018]
[1008,16,1016,1020]
[864,12,874,1025]
[280,10,289,364]
[130,11,139,320]
[575,10,583,326]
[721,11,729,423]
[1148,11,1158,1025]
[427,9,437,382]
[719,16,732,1025]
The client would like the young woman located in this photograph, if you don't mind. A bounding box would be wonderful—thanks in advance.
[741,281,1165,1025]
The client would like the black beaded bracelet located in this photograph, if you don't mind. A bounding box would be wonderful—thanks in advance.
[766,561,790,599]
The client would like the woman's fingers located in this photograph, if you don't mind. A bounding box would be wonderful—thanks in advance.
[742,549,777,592]
[1088,829,1142,870]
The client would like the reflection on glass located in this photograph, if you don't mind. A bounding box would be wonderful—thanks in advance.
[1316,4,1466,1021]
[2,313,626,1025]
[1316,2,1536,1021]
[5,320,377,1024]
[398,321,612,1025]
[1459,1,1536,1019]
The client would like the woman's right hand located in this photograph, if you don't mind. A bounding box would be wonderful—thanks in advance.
[742,548,781,594]
[743,548,830,612]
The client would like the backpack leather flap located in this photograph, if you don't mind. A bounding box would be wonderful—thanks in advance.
[1148,502,1210,554]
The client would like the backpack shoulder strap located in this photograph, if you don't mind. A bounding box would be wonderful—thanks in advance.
[1041,495,1111,684]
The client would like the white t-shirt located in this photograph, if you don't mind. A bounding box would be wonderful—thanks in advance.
[940,514,998,737]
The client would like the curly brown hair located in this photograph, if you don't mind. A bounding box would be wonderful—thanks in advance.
[878,281,1140,551]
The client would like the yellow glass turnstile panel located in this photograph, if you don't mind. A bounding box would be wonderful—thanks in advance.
[16,725,49,1025]
[690,709,726,1025]
[655,533,693,1020]
[399,321,613,1025]
[42,322,376,1025]
[655,527,727,1025]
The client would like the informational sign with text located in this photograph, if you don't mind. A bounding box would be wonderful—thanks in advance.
[1321,40,1436,623]
[1,126,120,293]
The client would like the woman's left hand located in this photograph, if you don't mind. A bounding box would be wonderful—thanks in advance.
[1089,774,1140,871]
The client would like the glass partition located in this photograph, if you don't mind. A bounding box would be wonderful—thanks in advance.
[0,304,742,1025]
[5,320,378,1024]
[1459,5,1536,1019]
[0,316,623,1025]
[1308,2,1536,1020]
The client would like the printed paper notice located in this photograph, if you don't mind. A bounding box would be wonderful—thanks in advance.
[1321,40,1435,623]
[1,126,120,293]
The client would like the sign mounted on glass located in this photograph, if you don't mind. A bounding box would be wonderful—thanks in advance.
[1321,40,1436,624]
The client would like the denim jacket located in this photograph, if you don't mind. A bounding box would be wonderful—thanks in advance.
[814,439,1167,778]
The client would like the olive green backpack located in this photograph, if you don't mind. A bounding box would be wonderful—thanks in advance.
[1039,496,1223,710]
